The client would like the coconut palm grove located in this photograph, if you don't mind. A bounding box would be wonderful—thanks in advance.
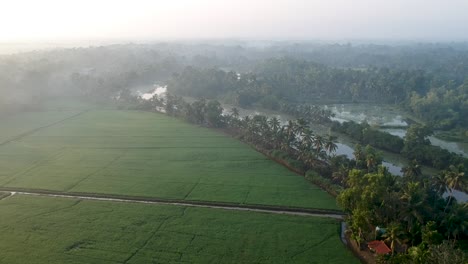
[1,3,468,262]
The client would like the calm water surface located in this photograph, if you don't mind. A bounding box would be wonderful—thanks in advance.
[139,89,468,202]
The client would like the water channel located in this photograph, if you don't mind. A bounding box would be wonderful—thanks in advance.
[137,86,468,202]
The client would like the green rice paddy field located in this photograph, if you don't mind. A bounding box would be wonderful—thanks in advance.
[0,195,357,264]
[0,108,358,263]
[0,109,337,210]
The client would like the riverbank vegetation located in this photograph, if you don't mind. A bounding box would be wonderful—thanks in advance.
[331,121,468,171]
[3,42,467,131]
[132,93,338,174]
[0,108,339,210]
[167,64,468,172]
[2,41,468,262]
[168,58,468,133]
[129,93,467,263]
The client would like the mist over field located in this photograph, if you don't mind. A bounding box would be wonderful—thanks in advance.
[1,1,468,263]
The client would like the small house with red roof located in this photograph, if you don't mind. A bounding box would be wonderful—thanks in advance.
[367,240,391,255]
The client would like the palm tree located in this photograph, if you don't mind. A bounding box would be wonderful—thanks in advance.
[295,118,308,134]
[298,129,314,161]
[259,116,270,134]
[402,160,422,180]
[285,120,297,138]
[241,116,251,131]
[303,151,318,168]
[317,149,328,160]
[400,182,429,244]
[442,204,468,240]
[324,135,338,154]
[252,115,270,146]
[445,165,466,191]
[268,117,280,134]
[430,173,447,197]
[279,129,290,152]
[383,222,404,255]
[444,164,466,212]
[353,144,365,168]
[312,135,325,154]
[285,120,297,150]
[349,208,371,249]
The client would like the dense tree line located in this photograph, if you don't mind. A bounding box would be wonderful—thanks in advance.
[168,59,430,105]
[283,43,468,82]
[167,67,241,99]
[2,42,467,132]
[331,121,468,171]
[168,58,467,132]
[130,92,339,175]
[125,92,468,263]
[402,125,468,170]
[338,159,467,263]
[0,44,186,112]
[407,81,468,129]
[331,121,404,153]
[253,58,430,104]
[4,41,468,262]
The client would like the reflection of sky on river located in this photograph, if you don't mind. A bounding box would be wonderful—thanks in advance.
[326,104,408,127]
[138,86,167,99]
[227,104,468,201]
[219,104,408,177]
[380,128,467,157]
[444,190,468,203]
[429,136,468,158]
[380,128,406,138]
[335,141,466,201]
[137,89,466,157]
[334,143,354,159]
[335,143,403,176]
[137,89,467,202]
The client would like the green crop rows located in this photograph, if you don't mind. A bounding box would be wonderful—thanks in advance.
[0,195,356,264]
[0,110,337,210]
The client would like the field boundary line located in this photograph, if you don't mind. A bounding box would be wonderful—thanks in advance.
[64,150,127,192]
[0,110,89,146]
[122,216,172,264]
[0,188,344,219]
[0,147,68,187]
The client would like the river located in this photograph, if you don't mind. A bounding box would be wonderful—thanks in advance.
[327,104,468,158]
[328,104,467,202]
[325,104,408,127]
[380,128,468,158]
[137,87,467,202]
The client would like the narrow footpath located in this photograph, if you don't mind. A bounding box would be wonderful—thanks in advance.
[0,189,344,219]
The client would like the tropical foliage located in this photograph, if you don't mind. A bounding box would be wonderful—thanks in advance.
[129,91,468,262]
[337,156,468,263]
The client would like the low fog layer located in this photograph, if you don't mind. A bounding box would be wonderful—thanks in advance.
[1,42,467,115]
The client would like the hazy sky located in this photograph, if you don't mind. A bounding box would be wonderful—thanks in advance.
[1,0,468,42]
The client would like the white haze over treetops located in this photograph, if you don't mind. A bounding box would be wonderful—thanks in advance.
[1,0,468,42]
